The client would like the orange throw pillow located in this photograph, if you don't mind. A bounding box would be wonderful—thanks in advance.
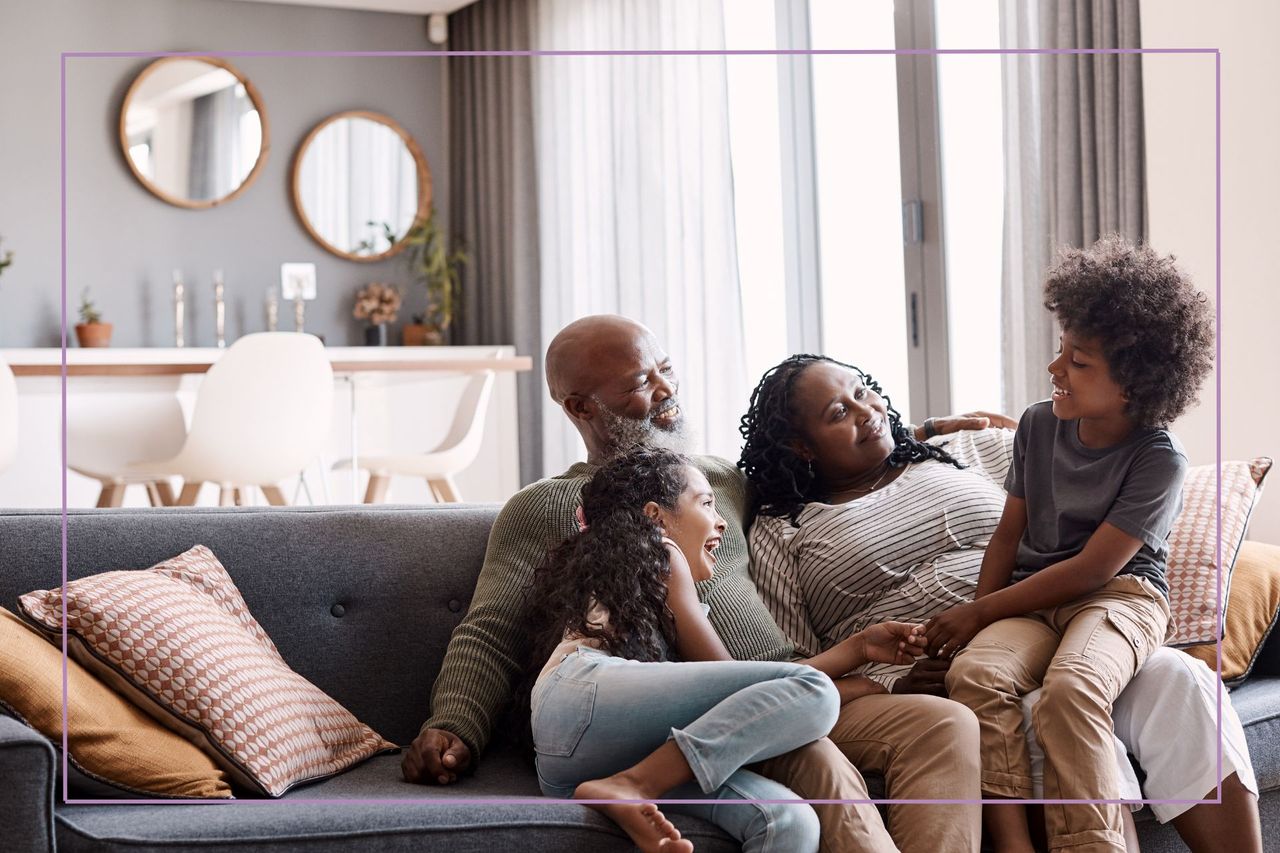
[0,607,231,798]
[1183,540,1280,684]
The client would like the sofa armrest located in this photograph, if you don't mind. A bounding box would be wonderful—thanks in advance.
[0,714,57,853]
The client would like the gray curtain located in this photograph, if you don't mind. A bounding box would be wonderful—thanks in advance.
[449,0,543,485]
[187,86,238,200]
[1000,0,1146,414]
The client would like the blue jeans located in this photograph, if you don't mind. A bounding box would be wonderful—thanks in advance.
[531,648,840,853]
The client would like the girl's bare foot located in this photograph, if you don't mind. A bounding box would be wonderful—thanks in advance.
[575,776,694,853]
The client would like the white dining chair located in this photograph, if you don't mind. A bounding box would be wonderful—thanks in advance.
[335,369,494,503]
[0,355,17,474]
[124,333,334,506]
[67,393,187,507]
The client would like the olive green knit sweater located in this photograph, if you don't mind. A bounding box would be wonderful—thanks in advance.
[422,455,794,757]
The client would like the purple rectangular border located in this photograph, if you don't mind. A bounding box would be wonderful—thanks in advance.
[58,46,1223,809]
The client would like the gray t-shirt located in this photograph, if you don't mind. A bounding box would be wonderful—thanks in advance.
[1004,400,1187,597]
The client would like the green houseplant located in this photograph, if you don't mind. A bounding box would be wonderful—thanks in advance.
[75,287,112,348]
[372,208,468,346]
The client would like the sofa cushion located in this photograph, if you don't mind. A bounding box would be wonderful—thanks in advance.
[53,753,739,853]
[1230,676,1280,793]
[18,545,396,797]
[0,607,231,798]
[1166,457,1271,646]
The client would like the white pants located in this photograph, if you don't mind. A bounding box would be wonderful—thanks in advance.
[1023,646,1258,822]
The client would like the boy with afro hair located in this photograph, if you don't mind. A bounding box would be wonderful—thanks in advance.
[926,235,1214,853]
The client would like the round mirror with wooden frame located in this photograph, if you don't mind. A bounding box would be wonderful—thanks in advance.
[119,56,270,209]
[291,110,431,263]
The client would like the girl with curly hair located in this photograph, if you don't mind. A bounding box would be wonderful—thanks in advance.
[525,447,927,853]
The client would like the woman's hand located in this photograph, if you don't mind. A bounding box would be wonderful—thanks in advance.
[855,621,928,666]
[924,602,989,659]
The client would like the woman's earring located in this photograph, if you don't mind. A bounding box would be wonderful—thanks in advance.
[806,458,814,478]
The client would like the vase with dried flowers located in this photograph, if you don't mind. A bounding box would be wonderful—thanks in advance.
[352,282,402,346]
[369,208,467,346]
[75,287,112,348]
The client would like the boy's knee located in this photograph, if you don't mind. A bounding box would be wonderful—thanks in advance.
[1038,661,1111,718]
[944,650,989,698]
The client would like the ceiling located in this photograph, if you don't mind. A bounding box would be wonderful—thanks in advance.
[221,0,479,15]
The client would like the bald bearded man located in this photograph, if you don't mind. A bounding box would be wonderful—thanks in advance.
[404,315,993,853]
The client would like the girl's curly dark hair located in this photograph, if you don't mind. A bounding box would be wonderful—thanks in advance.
[1044,235,1214,429]
[737,354,961,525]
[513,447,692,758]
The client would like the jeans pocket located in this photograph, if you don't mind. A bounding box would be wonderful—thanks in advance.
[531,674,597,758]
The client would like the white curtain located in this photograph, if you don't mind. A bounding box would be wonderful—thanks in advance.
[532,0,749,475]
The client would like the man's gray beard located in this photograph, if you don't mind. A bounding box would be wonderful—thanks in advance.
[592,396,692,461]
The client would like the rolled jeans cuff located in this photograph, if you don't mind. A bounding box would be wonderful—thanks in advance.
[1048,828,1128,853]
[981,769,1034,800]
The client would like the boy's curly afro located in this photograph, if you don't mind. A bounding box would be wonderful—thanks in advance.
[1044,235,1214,428]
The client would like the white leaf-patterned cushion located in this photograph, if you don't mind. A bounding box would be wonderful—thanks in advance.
[18,545,395,797]
[1166,458,1271,646]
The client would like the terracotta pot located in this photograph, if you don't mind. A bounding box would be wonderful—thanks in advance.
[75,322,113,348]
[402,323,444,346]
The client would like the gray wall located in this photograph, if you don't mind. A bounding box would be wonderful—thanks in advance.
[0,0,448,348]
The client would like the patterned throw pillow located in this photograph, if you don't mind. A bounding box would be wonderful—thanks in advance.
[18,545,396,797]
[1165,457,1272,647]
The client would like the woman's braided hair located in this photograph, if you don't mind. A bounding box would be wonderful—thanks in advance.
[737,354,961,525]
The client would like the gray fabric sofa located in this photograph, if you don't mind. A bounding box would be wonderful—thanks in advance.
[1,506,1277,852]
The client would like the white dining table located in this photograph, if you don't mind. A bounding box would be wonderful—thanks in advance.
[1,346,531,508]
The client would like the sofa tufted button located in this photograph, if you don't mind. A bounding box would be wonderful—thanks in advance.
[447,599,462,613]
[331,603,346,618]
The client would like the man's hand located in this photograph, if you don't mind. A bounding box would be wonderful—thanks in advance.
[924,602,989,659]
[915,410,1017,441]
[402,728,472,785]
[890,657,952,696]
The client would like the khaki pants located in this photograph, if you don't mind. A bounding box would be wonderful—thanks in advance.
[755,693,982,853]
[946,575,1170,853]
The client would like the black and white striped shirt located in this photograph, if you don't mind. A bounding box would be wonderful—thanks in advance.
[750,428,1015,689]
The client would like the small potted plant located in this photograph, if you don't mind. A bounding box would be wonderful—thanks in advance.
[75,287,112,348]
[352,282,402,346]
[371,209,467,346]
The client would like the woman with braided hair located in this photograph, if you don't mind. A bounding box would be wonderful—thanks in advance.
[739,352,1259,853]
